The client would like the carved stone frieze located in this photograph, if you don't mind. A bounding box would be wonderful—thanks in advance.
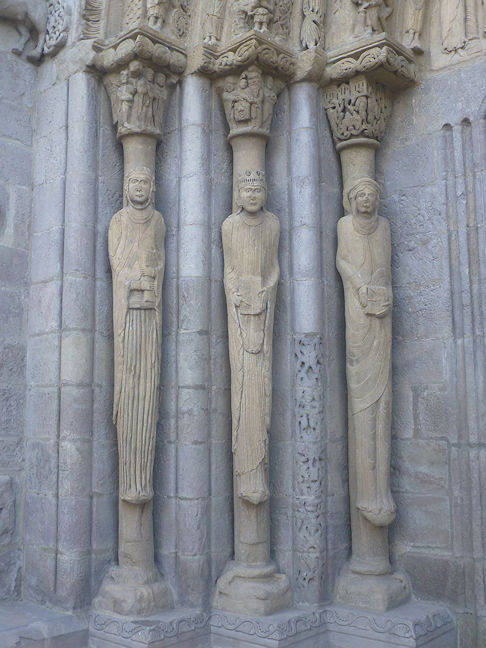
[326,37,417,88]
[323,75,392,146]
[90,604,455,642]
[301,0,326,49]
[198,31,295,80]
[44,0,69,56]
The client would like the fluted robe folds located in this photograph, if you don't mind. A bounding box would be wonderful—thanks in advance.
[109,207,165,503]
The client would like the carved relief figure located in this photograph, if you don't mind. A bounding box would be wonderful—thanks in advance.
[109,168,165,504]
[203,0,226,45]
[231,0,274,36]
[117,69,136,129]
[441,0,467,52]
[273,0,293,40]
[221,67,277,134]
[0,0,48,62]
[352,0,392,37]
[147,0,170,30]
[336,178,396,534]
[222,170,279,505]
[301,0,325,49]
[404,0,427,53]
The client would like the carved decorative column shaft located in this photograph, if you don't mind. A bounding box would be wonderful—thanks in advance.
[198,32,294,616]
[91,25,186,618]
[323,36,416,612]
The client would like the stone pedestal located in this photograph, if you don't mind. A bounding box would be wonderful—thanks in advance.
[326,602,456,648]
[335,563,411,612]
[88,609,209,648]
[212,561,292,617]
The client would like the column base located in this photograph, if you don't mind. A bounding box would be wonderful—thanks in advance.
[326,601,456,648]
[335,562,411,612]
[213,560,292,616]
[92,566,173,618]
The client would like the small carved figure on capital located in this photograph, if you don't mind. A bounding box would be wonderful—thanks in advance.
[221,67,278,137]
[351,0,392,37]
[109,61,168,138]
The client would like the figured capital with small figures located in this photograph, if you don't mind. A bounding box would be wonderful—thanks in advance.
[218,66,282,140]
[323,75,392,147]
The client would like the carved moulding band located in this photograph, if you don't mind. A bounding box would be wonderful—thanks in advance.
[92,28,186,76]
[89,605,455,642]
[326,37,417,89]
[197,32,295,80]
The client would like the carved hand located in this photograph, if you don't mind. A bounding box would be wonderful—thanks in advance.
[358,285,368,308]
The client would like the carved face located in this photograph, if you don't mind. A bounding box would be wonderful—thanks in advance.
[127,174,152,207]
[354,186,379,217]
[239,184,266,214]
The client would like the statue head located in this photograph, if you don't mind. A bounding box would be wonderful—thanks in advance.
[237,170,267,214]
[347,177,380,219]
[125,168,155,209]
[128,60,143,80]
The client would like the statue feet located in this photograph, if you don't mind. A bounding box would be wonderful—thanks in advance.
[213,560,292,616]
[93,565,173,617]
[335,562,411,612]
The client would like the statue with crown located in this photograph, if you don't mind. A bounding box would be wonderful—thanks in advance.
[222,169,280,508]
[215,168,290,615]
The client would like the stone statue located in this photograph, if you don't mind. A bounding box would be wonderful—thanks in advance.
[404,0,427,53]
[441,0,466,52]
[147,0,170,30]
[203,0,226,45]
[109,167,165,505]
[352,0,392,37]
[222,170,279,506]
[0,0,48,62]
[337,178,396,574]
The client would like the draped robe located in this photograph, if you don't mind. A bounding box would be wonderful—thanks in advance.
[337,213,395,526]
[109,206,165,503]
[222,209,279,506]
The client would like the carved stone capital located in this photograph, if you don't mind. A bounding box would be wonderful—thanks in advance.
[93,29,186,139]
[326,35,417,90]
[215,64,284,140]
[194,31,295,81]
[323,74,392,147]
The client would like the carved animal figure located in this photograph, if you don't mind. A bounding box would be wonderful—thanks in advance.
[0,0,48,62]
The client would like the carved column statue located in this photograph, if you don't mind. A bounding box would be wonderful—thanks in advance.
[197,29,295,616]
[91,23,186,618]
[323,43,416,609]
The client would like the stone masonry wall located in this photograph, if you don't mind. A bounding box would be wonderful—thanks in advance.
[0,23,37,601]
[380,57,486,648]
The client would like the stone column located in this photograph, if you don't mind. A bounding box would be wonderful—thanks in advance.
[198,33,295,617]
[323,42,416,611]
[91,28,186,618]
